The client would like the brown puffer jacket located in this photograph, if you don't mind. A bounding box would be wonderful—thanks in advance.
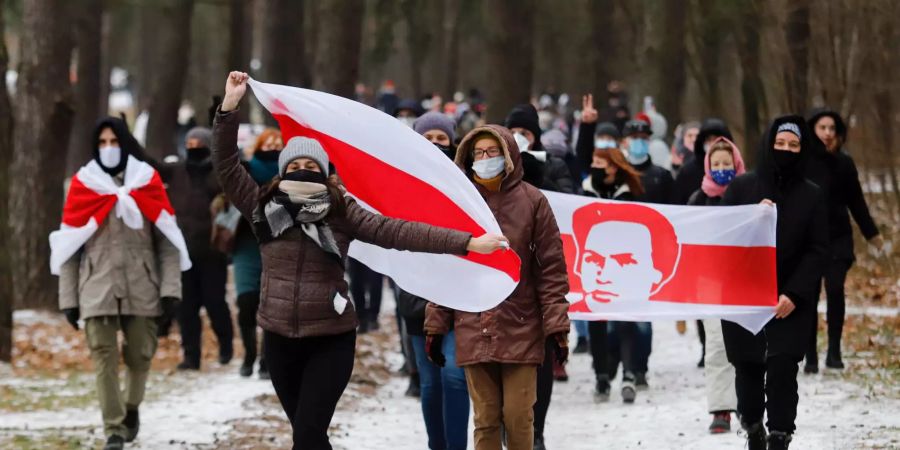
[213,108,472,339]
[425,125,571,366]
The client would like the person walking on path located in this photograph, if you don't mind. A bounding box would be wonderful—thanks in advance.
[425,125,570,450]
[213,72,506,449]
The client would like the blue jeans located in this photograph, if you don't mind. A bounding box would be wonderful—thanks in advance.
[411,331,469,450]
[574,320,589,339]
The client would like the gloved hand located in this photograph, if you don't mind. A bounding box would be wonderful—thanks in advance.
[62,308,80,331]
[425,334,446,367]
[158,297,178,327]
[551,332,569,365]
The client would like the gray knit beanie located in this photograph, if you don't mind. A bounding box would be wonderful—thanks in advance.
[186,127,212,148]
[413,111,456,142]
[279,137,330,177]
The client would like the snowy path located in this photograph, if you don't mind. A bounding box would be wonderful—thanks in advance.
[3,308,898,449]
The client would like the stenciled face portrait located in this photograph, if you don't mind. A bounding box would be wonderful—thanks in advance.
[579,221,663,308]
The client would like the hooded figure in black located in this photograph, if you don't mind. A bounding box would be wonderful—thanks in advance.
[721,115,828,450]
[672,118,733,205]
[505,104,576,194]
[801,109,881,372]
[92,117,145,176]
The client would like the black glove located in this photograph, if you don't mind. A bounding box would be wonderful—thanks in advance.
[62,308,80,331]
[426,334,446,367]
[551,332,569,365]
[158,297,178,327]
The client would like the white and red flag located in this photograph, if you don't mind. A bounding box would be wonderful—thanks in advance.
[49,155,192,275]
[544,191,777,333]
[248,78,521,312]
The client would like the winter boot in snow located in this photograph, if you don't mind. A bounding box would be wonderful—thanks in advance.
[825,337,844,369]
[708,411,731,434]
[239,362,253,377]
[573,336,588,354]
[258,359,270,380]
[218,341,233,365]
[741,421,766,450]
[767,431,793,450]
[533,436,547,450]
[104,435,125,450]
[177,360,200,371]
[123,408,140,442]
[634,372,649,390]
[621,377,636,404]
[405,373,421,397]
[553,359,568,382]
[594,379,611,403]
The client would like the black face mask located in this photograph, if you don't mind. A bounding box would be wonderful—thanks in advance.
[282,169,327,185]
[773,150,801,173]
[434,143,455,160]
[590,167,608,183]
[186,147,211,161]
[256,150,281,161]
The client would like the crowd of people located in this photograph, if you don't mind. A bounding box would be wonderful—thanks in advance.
[52,71,885,450]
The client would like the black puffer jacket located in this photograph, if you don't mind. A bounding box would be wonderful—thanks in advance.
[673,118,732,205]
[804,109,879,261]
[632,159,674,204]
[721,115,828,362]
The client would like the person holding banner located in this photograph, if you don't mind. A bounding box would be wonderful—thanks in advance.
[687,136,746,434]
[212,72,507,450]
[721,115,828,450]
[425,125,571,450]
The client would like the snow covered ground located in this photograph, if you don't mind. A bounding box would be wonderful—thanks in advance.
[2,303,898,449]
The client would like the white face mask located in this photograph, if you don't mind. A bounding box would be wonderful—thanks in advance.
[472,156,505,179]
[398,117,417,128]
[99,146,122,168]
[513,132,530,152]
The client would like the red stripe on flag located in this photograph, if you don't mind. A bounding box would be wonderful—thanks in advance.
[562,234,776,307]
[131,171,176,221]
[271,112,521,282]
[61,175,117,228]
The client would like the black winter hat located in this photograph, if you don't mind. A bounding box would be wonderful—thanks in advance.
[92,116,146,175]
[505,104,543,150]
[806,108,847,142]
[595,122,621,140]
[623,119,651,137]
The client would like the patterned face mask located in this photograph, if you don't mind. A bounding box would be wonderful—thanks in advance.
[710,169,737,186]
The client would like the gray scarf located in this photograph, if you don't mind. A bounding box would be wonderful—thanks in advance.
[256,180,341,261]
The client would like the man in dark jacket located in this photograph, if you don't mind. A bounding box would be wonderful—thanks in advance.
[623,119,674,205]
[673,118,733,205]
[505,104,576,194]
[802,109,882,372]
[163,127,234,370]
[722,115,828,450]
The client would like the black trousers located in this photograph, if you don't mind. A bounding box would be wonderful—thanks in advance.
[237,291,266,368]
[606,322,637,381]
[588,321,609,381]
[534,339,554,439]
[265,330,356,450]
[806,258,852,362]
[733,354,800,433]
[348,258,384,323]
[178,259,233,364]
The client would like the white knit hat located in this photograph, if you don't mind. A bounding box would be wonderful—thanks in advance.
[278,137,330,177]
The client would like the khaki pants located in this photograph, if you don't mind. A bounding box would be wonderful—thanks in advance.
[464,363,538,450]
[85,316,158,438]
[703,319,737,413]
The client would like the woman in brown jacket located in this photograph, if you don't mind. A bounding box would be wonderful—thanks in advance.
[425,125,571,450]
[214,72,506,449]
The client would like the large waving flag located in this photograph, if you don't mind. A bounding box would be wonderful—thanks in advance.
[544,191,778,333]
[248,79,521,312]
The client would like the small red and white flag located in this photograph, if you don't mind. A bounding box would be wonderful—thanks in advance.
[248,79,521,312]
[545,191,777,333]
[49,156,192,275]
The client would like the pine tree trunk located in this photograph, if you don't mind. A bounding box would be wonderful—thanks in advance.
[228,0,254,123]
[736,0,764,167]
[441,0,462,99]
[144,0,195,159]
[0,0,15,362]
[655,0,687,124]
[484,0,534,123]
[67,0,105,174]
[783,0,810,113]
[313,0,364,99]
[589,0,616,102]
[9,0,75,310]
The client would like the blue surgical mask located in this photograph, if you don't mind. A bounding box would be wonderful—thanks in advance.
[711,169,737,186]
[594,138,617,149]
[627,138,649,163]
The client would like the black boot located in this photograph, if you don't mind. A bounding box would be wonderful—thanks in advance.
[825,337,844,369]
[594,378,610,403]
[177,360,200,371]
[533,436,547,450]
[405,373,421,398]
[258,358,270,380]
[742,421,766,450]
[219,341,234,365]
[104,435,125,450]
[123,408,140,442]
[634,372,649,390]
[573,336,588,354]
[767,431,793,450]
